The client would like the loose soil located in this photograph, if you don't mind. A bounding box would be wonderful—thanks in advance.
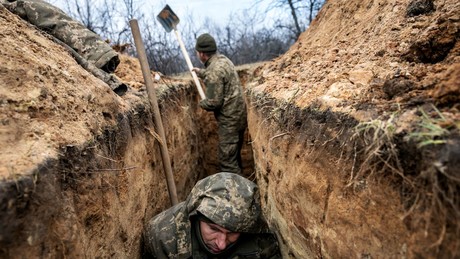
[246,0,459,257]
[1,0,459,258]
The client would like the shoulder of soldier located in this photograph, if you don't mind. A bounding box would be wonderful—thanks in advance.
[215,54,234,67]
[207,54,233,75]
[147,203,187,243]
[144,203,190,258]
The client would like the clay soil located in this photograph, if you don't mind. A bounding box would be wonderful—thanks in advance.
[247,0,459,257]
[0,5,251,258]
[1,0,459,258]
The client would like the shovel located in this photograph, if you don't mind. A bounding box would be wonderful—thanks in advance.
[157,5,206,100]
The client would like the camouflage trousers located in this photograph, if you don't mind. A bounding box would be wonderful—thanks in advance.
[218,128,245,174]
[2,0,119,73]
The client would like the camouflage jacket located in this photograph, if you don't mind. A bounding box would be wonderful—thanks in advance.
[143,173,281,259]
[2,0,119,73]
[196,54,247,143]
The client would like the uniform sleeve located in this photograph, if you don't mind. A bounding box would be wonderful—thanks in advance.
[143,211,177,259]
[199,68,225,111]
[257,233,282,259]
[228,233,282,258]
[143,221,169,259]
[2,0,119,72]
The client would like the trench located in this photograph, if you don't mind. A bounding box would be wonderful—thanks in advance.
[1,66,459,258]
[2,0,460,256]
[0,74,258,258]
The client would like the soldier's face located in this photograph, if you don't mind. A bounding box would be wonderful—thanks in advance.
[199,221,241,253]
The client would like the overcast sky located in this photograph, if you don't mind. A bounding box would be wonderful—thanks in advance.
[159,0,262,24]
[48,0,273,27]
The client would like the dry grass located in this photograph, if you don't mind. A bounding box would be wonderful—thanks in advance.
[350,105,460,253]
[349,112,409,187]
[248,87,459,254]
[405,105,454,147]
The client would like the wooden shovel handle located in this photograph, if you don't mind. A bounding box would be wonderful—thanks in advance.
[174,29,206,100]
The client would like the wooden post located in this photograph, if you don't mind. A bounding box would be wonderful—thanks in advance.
[129,19,178,206]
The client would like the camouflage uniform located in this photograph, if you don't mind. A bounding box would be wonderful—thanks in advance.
[1,0,119,73]
[196,54,248,174]
[143,173,281,258]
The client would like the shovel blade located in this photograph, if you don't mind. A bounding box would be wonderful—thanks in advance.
[157,4,180,32]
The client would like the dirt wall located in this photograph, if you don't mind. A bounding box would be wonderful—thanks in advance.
[246,86,458,258]
[1,0,459,258]
[244,0,459,257]
[0,6,256,257]
[246,91,415,257]
[0,84,210,258]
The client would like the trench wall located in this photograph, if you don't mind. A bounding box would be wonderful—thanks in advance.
[0,85,215,258]
[246,86,458,258]
[1,68,455,258]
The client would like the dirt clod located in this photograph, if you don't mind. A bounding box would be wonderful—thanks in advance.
[406,0,436,17]
[383,78,415,99]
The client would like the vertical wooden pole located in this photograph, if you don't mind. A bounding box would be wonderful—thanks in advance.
[129,19,178,206]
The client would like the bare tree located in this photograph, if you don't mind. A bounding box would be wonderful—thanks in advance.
[60,0,143,44]
[118,0,144,43]
[64,0,101,33]
[140,17,188,74]
[148,5,293,73]
[98,0,119,42]
[303,0,325,24]
[256,0,325,39]
[287,0,303,38]
[53,0,302,74]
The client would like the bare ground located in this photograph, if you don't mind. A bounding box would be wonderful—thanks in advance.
[247,0,459,257]
[1,0,459,258]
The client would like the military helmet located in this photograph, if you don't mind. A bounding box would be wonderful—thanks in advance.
[186,173,261,233]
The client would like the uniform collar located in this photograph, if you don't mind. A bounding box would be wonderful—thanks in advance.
[204,54,218,68]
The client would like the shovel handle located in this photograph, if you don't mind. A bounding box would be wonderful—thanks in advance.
[191,70,205,100]
[173,29,206,100]
[130,19,179,206]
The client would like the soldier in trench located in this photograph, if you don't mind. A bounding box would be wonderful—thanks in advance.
[192,34,248,175]
[142,172,281,258]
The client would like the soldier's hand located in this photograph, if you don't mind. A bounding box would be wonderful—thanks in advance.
[192,67,201,73]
